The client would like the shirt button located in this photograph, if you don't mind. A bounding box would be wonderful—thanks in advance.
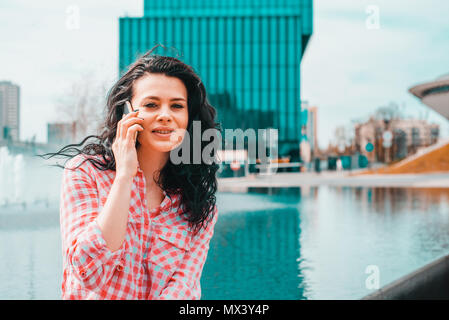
[144,220,149,226]
[116,264,123,272]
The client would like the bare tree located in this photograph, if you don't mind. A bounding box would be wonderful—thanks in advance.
[54,70,109,142]
[374,101,403,122]
[333,125,354,153]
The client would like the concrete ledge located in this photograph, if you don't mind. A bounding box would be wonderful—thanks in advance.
[362,254,449,300]
[217,172,449,191]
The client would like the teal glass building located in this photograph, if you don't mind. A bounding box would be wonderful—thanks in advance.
[119,0,313,158]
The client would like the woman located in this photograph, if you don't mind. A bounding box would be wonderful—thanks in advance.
[43,45,220,299]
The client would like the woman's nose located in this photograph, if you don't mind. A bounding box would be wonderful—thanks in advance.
[156,106,172,122]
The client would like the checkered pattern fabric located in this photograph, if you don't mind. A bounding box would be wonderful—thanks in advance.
[60,154,218,300]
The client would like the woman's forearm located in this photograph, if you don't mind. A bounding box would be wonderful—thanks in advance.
[95,174,134,252]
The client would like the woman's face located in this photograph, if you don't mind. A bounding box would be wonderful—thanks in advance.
[130,73,189,153]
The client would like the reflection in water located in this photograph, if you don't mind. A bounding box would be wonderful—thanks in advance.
[298,186,449,299]
[1,186,449,299]
[351,187,449,215]
[0,225,62,299]
[202,188,304,300]
[28,232,35,300]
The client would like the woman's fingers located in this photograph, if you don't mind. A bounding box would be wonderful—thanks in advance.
[112,101,142,178]
[126,123,144,143]
[119,110,142,140]
[121,117,144,139]
[117,103,133,137]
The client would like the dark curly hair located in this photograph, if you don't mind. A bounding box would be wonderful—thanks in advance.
[39,45,221,235]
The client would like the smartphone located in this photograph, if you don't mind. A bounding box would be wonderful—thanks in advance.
[117,102,127,120]
[124,101,132,116]
[124,101,140,144]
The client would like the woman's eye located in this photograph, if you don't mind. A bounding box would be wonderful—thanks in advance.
[144,103,184,108]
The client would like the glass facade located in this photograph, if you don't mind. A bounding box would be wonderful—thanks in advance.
[119,0,313,157]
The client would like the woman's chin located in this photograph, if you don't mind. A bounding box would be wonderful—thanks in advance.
[141,141,179,153]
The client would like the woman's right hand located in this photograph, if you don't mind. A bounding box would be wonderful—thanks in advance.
[112,102,145,179]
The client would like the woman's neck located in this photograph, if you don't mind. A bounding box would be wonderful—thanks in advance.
[136,145,169,190]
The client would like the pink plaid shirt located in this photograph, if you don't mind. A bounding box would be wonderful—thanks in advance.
[60,154,218,300]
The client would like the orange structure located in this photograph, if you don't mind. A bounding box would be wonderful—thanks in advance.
[362,142,449,174]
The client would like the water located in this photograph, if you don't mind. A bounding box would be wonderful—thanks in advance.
[202,187,449,299]
[2,186,449,299]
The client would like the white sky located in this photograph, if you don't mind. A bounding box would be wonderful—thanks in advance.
[1,0,448,148]
[301,0,449,148]
[0,0,143,143]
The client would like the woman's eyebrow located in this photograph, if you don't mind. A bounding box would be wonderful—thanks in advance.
[143,95,186,102]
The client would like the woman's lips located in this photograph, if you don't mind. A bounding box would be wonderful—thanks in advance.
[152,130,174,138]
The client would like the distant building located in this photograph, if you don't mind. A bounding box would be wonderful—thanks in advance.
[409,74,449,120]
[305,104,318,155]
[0,81,20,142]
[300,101,318,165]
[47,122,76,148]
[354,117,439,163]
